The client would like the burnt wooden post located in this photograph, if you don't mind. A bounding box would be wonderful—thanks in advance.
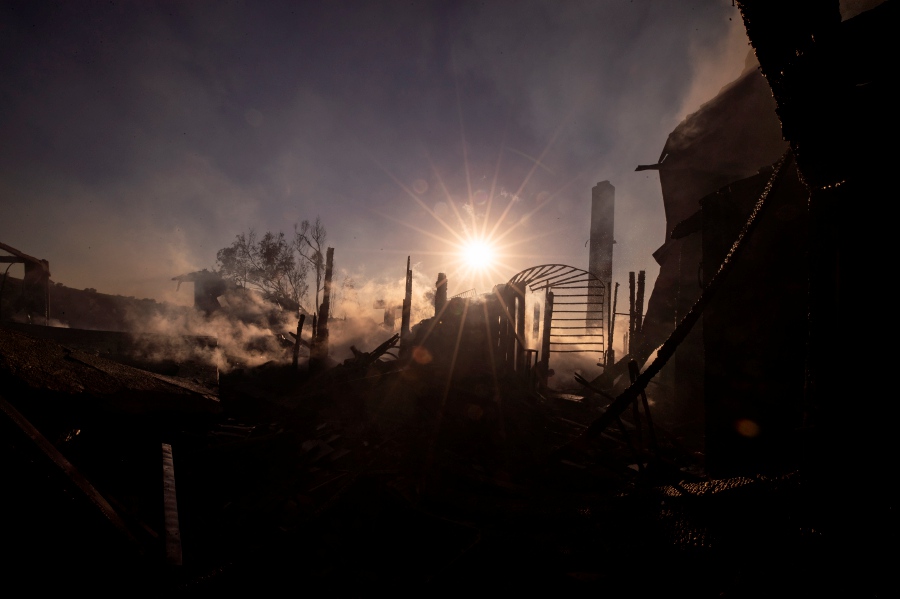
[598,283,619,369]
[502,290,511,368]
[496,285,510,370]
[539,288,554,389]
[319,247,334,354]
[292,314,306,369]
[493,286,506,367]
[488,293,503,365]
[533,302,540,347]
[515,282,527,372]
[503,285,516,371]
[399,256,413,359]
[606,281,619,368]
[635,270,645,335]
[628,271,636,355]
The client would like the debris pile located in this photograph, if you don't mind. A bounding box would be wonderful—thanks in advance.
[1,322,871,596]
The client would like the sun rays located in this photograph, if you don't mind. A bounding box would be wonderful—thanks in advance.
[361,110,597,467]
[367,151,574,298]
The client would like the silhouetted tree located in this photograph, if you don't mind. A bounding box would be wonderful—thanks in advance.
[216,230,309,312]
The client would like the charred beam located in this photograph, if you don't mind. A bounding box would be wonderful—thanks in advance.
[161,442,182,566]
[539,289,553,389]
[628,272,636,355]
[606,281,619,368]
[635,271,645,335]
[399,256,412,359]
[504,286,516,371]
[343,333,400,370]
[0,394,142,555]
[514,282,527,372]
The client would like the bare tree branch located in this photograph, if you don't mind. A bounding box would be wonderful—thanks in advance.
[294,216,328,316]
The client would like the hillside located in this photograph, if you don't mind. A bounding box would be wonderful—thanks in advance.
[0,276,192,331]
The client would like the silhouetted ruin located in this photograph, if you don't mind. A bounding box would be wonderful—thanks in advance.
[172,269,228,315]
[0,3,893,596]
[0,241,50,325]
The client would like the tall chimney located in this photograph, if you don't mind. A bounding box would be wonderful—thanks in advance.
[434,272,448,317]
[588,181,615,332]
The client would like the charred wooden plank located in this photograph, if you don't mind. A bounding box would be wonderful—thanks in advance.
[0,393,142,555]
[161,442,182,566]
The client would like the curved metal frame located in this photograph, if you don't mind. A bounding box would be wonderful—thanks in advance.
[506,264,606,379]
[507,264,605,295]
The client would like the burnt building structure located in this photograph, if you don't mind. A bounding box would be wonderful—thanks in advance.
[628,1,894,486]
[0,241,50,325]
[172,269,229,315]
[632,53,793,469]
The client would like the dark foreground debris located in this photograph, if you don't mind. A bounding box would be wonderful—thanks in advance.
[0,325,888,598]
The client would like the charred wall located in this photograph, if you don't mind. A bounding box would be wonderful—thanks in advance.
[700,163,809,476]
[636,63,790,455]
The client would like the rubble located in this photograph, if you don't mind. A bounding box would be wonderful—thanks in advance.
[0,305,872,596]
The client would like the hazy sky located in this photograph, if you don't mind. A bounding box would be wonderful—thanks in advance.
[0,0,752,308]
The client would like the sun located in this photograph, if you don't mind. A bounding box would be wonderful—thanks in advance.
[460,238,496,271]
[370,130,561,296]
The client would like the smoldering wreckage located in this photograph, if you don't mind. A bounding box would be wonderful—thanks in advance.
[0,4,893,596]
